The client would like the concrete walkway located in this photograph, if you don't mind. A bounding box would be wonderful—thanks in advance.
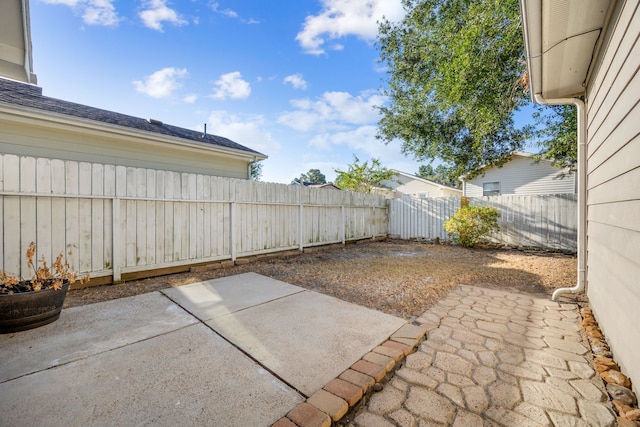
[353,285,616,427]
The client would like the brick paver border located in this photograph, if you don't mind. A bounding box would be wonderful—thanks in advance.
[271,324,428,427]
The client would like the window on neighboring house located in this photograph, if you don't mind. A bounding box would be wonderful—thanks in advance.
[483,182,501,196]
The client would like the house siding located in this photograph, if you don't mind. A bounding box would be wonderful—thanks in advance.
[392,179,460,197]
[382,173,461,198]
[0,117,250,179]
[463,156,575,197]
[585,0,640,390]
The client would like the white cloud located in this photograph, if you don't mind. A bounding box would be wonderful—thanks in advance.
[133,67,188,98]
[139,0,187,31]
[42,0,120,26]
[43,0,81,4]
[183,94,197,103]
[209,2,259,24]
[278,90,387,132]
[210,2,238,18]
[308,126,375,153]
[207,110,281,154]
[310,125,402,159]
[296,0,405,54]
[210,72,251,100]
[283,74,308,90]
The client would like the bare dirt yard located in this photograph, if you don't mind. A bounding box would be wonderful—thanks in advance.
[65,240,576,320]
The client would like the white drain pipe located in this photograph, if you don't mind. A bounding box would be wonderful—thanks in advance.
[532,94,586,301]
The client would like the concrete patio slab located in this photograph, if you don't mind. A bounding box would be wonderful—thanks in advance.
[162,272,303,321]
[0,324,303,427]
[0,273,408,426]
[0,292,197,383]
[205,288,407,397]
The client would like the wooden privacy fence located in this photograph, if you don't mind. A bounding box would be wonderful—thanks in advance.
[388,194,577,251]
[0,154,387,281]
[388,196,460,241]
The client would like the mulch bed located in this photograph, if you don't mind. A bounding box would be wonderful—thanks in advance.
[65,239,576,320]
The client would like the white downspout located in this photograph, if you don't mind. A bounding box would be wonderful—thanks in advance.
[21,0,34,84]
[533,94,587,301]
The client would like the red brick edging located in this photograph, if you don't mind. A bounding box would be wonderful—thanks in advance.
[272,324,428,427]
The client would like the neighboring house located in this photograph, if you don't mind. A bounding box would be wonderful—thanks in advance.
[291,181,341,190]
[0,1,265,179]
[522,0,639,391]
[0,80,265,178]
[308,183,341,190]
[460,152,575,197]
[382,170,462,199]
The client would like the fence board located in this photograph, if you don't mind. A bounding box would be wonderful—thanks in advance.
[36,158,52,265]
[389,194,577,251]
[20,157,36,275]
[0,154,485,281]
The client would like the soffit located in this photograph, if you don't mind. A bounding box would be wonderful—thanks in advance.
[523,0,613,99]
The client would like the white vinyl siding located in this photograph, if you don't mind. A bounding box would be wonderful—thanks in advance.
[382,172,461,198]
[584,1,640,390]
[0,116,251,179]
[463,156,575,197]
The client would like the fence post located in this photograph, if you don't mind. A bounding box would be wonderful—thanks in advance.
[112,197,121,282]
[298,203,304,252]
[229,202,236,261]
[341,206,345,244]
[371,206,376,239]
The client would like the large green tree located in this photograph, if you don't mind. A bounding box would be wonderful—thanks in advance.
[293,169,327,185]
[250,162,263,181]
[377,0,531,177]
[334,156,395,193]
[416,164,459,188]
[532,104,577,170]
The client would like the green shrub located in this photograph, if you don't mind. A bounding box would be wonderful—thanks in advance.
[444,206,500,247]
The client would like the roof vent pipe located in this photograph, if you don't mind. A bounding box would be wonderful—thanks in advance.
[203,123,207,138]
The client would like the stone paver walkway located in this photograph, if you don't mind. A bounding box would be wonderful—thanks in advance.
[353,285,616,427]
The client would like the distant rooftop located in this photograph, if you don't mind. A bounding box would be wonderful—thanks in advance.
[0,78,265,158]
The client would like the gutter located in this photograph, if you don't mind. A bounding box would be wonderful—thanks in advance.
[532,95,587,301]
[21,0,35,84]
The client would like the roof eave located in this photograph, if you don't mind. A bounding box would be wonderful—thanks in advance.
[391,169,461,192]
[521,0,615,102]
[0,102,267,161]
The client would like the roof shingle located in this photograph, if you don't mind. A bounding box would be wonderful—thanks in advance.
[0,78,264,157]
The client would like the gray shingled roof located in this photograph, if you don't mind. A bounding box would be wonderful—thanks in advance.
[0,78,264,157]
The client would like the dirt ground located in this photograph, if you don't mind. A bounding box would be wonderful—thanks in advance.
[65,240,576,320]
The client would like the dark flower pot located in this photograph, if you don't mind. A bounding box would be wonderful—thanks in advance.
[0,281,69,334]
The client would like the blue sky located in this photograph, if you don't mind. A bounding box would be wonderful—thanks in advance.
[29,0,536,184]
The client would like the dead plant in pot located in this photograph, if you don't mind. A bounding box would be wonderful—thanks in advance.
[0,242,90,333]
